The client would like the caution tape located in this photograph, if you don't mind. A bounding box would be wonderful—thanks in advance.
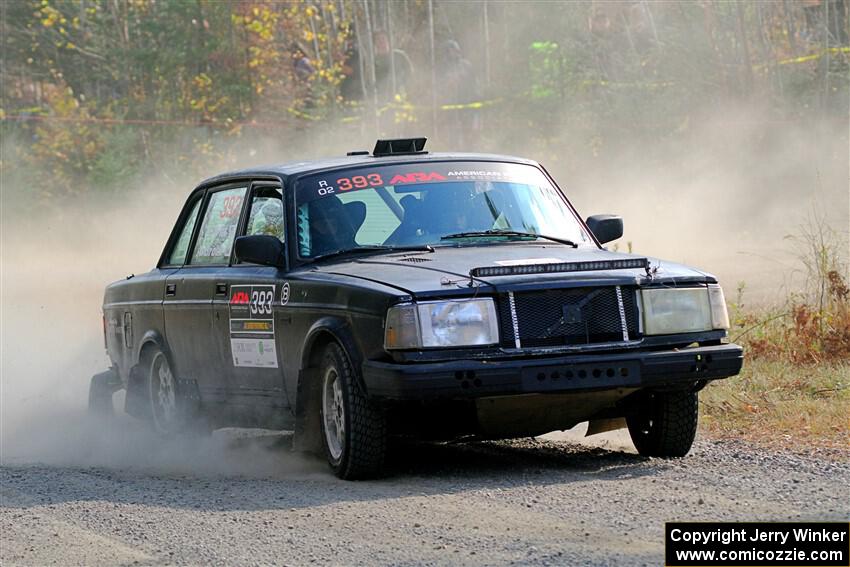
[286,106,322,121]
[777,46,850,66]
[437,98,505,111]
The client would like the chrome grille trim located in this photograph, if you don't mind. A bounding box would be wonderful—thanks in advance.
[615,285,629,342]
[507,291,521,349]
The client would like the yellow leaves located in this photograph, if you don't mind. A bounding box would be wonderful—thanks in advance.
[193,73,213,89]
[304,30,315,42]
[39,3,65,28]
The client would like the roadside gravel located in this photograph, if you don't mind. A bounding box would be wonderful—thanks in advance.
[2,427,848,567]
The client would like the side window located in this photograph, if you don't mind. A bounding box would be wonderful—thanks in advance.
[190,186,247,265]
[246,186,284,242]
[167,197,202,265]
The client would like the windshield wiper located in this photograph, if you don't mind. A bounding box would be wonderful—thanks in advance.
[311,244,435,262]
[441,230,578,248]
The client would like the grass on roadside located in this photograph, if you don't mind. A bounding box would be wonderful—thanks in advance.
[700,358,849,452]
[699,215,849,454]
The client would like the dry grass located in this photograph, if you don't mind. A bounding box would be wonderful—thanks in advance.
[700,358,849,454]
[700,215,849,457]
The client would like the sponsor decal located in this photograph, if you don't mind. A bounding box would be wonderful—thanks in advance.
[280,282,290,306]
[447,170,508,179]
[387,171,446,184]
[230,290,250,305]
[299,162,549,203]
[228,284,278,368]
[231,339,278,369]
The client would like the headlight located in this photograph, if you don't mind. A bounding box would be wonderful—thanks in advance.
[640,285,729,335]
[385,298,499,349]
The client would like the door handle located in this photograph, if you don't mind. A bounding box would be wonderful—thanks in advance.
[215,283,228,296]
[165,283,177,297]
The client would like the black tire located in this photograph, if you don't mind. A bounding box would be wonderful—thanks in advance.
[627,390,698,457]
[88,370,118,418]
[146,348,208,437]
[319,342,387,479]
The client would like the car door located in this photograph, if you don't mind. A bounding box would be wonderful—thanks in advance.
[164,183,248,405]
[211,182,291,424]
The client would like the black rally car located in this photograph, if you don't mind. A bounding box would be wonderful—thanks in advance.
[91,138,743,479]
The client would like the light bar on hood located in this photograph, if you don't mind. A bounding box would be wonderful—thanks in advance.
[470,258,649,278]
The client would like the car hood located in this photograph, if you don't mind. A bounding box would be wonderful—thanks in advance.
[309,243,717,298]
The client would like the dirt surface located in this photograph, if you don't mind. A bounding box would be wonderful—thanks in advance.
[2,423,848,567]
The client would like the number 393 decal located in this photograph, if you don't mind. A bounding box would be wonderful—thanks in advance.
[228,284,278,369]
[229,284,275,321]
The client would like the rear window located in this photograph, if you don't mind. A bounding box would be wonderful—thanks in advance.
[190,186,247,265]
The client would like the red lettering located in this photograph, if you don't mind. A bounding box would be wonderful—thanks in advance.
[219,195,243,219]
[230,291,250,305]
[388,172,447,185]
[388,173,414,184]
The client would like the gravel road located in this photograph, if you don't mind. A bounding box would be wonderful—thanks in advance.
[2,420,848,567]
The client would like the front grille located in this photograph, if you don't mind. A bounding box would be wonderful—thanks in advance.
[497,286,640,348]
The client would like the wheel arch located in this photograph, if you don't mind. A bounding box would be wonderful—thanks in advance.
[134,329,169,366]
[293,316,365,452]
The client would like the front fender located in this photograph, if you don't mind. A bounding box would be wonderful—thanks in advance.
[300,315,365,379]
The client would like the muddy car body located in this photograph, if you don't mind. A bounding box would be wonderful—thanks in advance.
[92,138,743,478]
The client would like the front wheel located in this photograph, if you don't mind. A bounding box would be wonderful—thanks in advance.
[627,390,698,457]
[320,343,386,479]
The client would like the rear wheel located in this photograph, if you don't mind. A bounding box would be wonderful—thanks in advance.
[147,349,208,436]
[627,390,698,457]
[320,343,386,479]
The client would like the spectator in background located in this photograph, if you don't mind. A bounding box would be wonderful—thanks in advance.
[339,31,413,105]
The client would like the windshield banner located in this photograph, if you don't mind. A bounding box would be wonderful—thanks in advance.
[296,161,547,202]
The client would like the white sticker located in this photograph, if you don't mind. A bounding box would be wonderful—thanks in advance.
[229,284,278,368]
[494,257,562,266]
[230,338,279,368]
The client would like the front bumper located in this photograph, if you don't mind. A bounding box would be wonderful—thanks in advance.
[362,343,743,400]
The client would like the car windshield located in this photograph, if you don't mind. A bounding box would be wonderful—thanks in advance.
[294,161,592,259]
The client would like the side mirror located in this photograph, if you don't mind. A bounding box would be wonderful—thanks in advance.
[585,214,623,245]
[234,235,285,267]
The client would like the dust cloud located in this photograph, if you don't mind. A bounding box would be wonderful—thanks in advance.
[555,105,849,304]
[0,176,323,477]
